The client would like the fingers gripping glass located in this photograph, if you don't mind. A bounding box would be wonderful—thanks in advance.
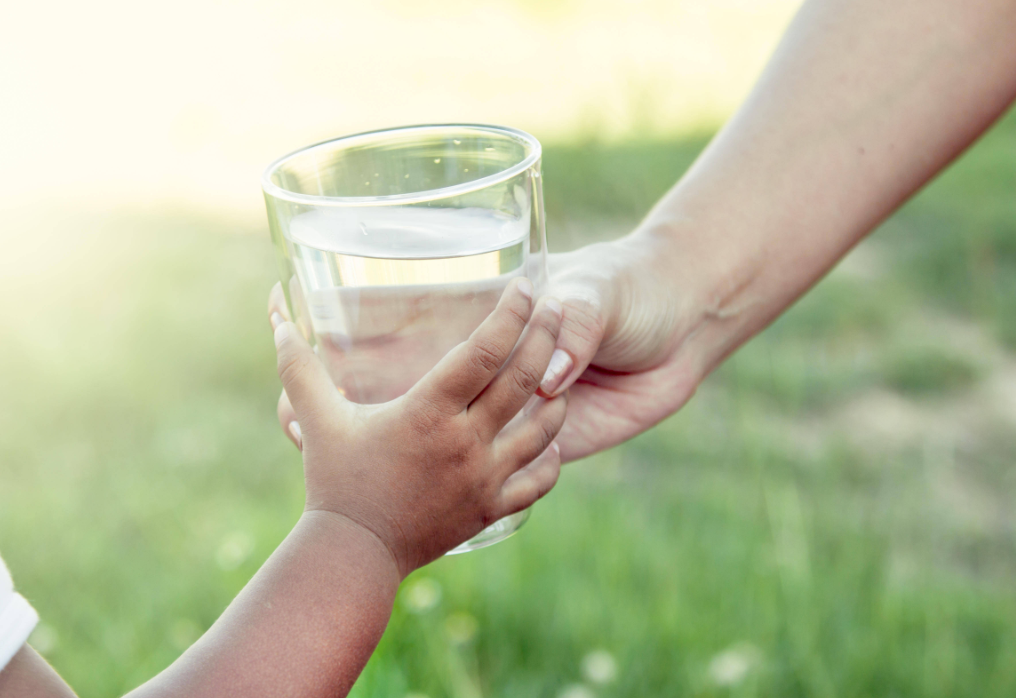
[262,125,549,553]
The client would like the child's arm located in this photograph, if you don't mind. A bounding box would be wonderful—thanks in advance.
[0,278,565,698]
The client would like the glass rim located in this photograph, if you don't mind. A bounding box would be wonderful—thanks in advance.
[261,123,542,207]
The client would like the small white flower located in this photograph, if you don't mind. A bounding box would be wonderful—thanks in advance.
[558,684,595,698]
[708,643,761,687]
[581,649,618,684]
[29,623,58,655]
[216,531,254,570]
[403,577,442,614]
[444,612,478,645]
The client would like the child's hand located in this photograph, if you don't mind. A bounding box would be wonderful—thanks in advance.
[272,278,566,578]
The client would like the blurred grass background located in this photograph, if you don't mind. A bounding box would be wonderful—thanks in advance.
[3,1,1016,697]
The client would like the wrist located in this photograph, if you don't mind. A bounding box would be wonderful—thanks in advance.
[298,509,405,584]
[629,209,764,380]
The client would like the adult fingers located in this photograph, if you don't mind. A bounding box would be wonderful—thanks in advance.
[411,277,534,412]
[492,394,567,480]
[468,298,562,439]
[274,322,348,432]
[494,442,561,518]
[537,296,606,397]
[536,252,610,398]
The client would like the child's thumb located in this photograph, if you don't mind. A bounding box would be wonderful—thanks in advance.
[274,322,343,429]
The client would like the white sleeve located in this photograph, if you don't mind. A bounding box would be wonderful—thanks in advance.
[0,555,38,672]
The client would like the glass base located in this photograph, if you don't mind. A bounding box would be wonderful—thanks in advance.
[446,508,531,555]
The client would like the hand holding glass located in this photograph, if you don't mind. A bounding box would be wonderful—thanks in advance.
[262,125,548,553]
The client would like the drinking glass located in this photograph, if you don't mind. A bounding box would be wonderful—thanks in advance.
[262,124,548,553]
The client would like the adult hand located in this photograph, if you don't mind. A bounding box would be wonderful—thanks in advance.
[531,233,706,462]
[270,229,710,464]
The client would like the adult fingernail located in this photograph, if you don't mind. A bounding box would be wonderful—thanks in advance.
[518,277,534,300]
[271,312,285,330]
[551,442,560,456]
[540,348,573,394]
[274,322,291,348]
[545,297,562,317]
[288,421,302,450]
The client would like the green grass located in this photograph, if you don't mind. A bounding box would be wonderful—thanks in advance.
[3,108,1016,697]
[881,345,983,396]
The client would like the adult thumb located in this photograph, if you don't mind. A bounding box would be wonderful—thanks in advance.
[274,322,344,430]
[536,289,608,398]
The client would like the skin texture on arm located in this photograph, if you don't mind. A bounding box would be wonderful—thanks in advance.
[0,647,77,698]
[1,279,567,698]
[646,0,1016,374]
[123,513,402,698]
[466,0,1016,462]
[0,517,403,698]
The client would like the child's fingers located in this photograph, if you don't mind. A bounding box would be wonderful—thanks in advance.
[276,389,302,451]
[468,298,563,440]
[494,442,562,518]
[268,282,292,328]
[493,393,568,480]
[410,278,534,412]
[275,322,348,432]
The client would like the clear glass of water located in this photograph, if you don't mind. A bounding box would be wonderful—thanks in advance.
[262,124,548,554]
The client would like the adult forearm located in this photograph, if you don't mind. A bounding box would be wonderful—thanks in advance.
[128,511,400,698]
[645,0,1016,375]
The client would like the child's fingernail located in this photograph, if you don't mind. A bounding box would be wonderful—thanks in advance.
[288,421,302,449]
[545,297,563,317]
[270,312,285,330]
[274,322,291,348]
[540,349,573,394]
[518,278,534,300]
[551,442,560,456]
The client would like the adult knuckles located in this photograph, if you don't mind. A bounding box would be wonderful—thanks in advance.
[561,297,606,349]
